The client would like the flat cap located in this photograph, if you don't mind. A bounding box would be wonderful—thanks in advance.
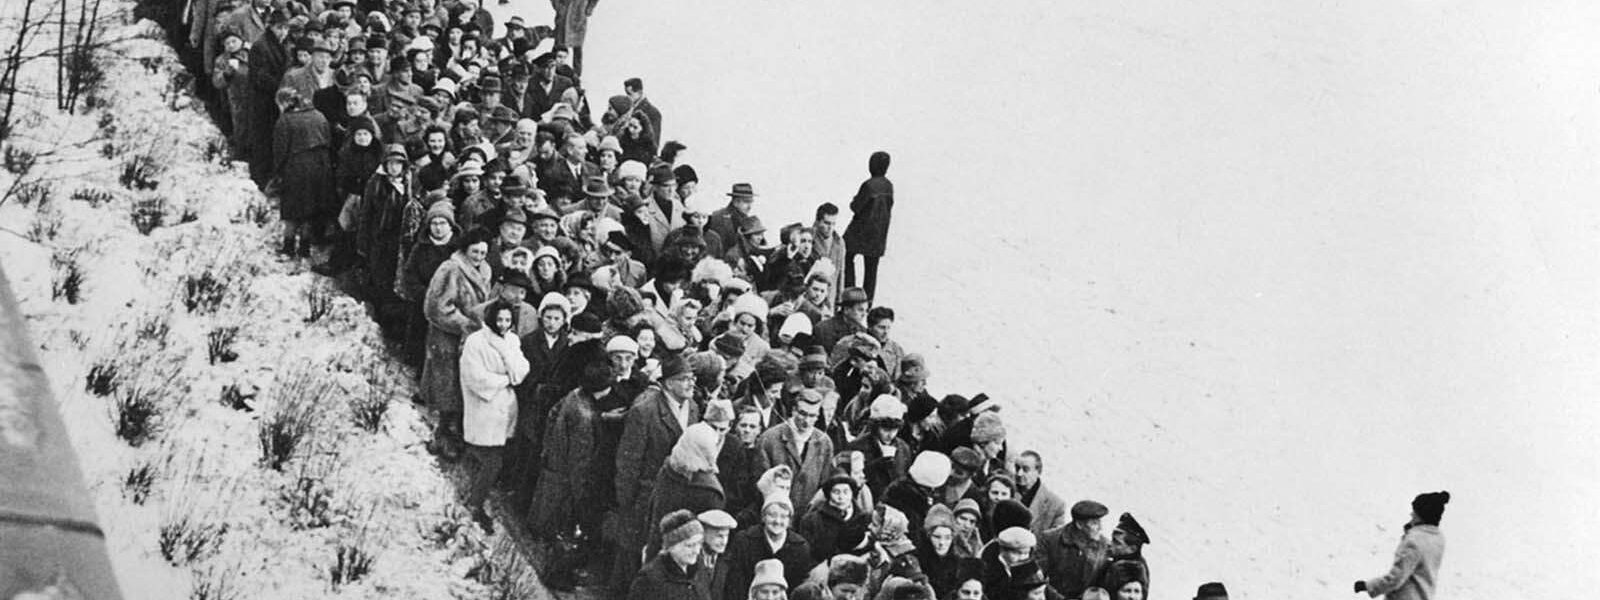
[1070,500,1109,521]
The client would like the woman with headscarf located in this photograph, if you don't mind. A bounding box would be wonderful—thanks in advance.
[458,298,530,531]
[645,422,727,552]
[530,245,569,298]
[918,505,982,600]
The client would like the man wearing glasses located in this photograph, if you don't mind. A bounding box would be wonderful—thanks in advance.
[753,389,835,511]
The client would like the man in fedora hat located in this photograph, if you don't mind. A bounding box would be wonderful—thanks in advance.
[570,176,621,220]
[707,182,758,249]
[601,230,648,289]
[814,287,871,354]
[475,75,505,112]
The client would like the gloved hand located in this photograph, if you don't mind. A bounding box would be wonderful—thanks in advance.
[1353,580,1367,594]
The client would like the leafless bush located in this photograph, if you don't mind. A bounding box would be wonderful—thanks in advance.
[188,564,240,600]
[158,510,228,567]
[134,311,171,348]
[281,446,343,531]
[425,503,470,549]
[235,193,273,227]
[304,281,334,323]
[202,134,230,165]
[327,510,379,590]
[219,383,252,412]
[205,325,239,365]
[119,153,163,190]
[70,185,116,207]
[157,461,236,567]
[27,202,64,242]
[124,458,158,505]
[110,369,179,447]
[351,364,396,433]
[257,364,334,470]
[179,255,247,314]
[50,247,87,304]
[85,359,118,396]
[12,179,52,208]
[3,143,37,175]
[131,195,166,234]
[468,538,542,599]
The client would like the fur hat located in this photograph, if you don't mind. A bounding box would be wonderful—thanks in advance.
[992,500,1033,533]
[659,354,690,380]
[692,258,733,286]
[752,351,798,387]
[607,286,645,320]
[537,292,572,319]
[698,510,738,531]
[868,395,907,421]
[618,160,647,181]
[687,351,727,388]
[996,527,1037,551]
[970,412,1006,445]
[605,335,639,355]
[1116,512,1150,545]
[711,334,745,359]
[749,559,788,594]
[822,469,858,496]
[703,398,735,424]
[658,509,704,549]
[953,498,981,520]
[889,581,932,600]
[425,200,457,230]
[571,313,603,334]
[907,451,951,488]
[923,504,956,534]
[804,257,837,284]
[827,555,870,587]
[779,313,813,339]
[1070,500,1109,521]
[730,293,769,322]
[897,354,927,384]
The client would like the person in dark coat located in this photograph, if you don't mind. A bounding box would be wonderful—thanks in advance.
[612,357,703,597]
[723,494,815,600]
[398,199,460,367]
[846,396,913,501]
[1036,501,1111,600]
[247,11,291,186]
[695,510,739,600]
[629,510,707,600]
[355,143,418,333]
[521,52,574,119]
[272,87,336,257]
[882,451,950,538]
[646,422,727,553]
[551,0,598,74]
[841,151,893,301]
[529,363,611,538]
[718,406,766,519]
[796,470,871,562]
[919,505,983,599]
[813,287,870,354]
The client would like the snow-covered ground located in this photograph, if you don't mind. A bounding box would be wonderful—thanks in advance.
[515,1,1600,597]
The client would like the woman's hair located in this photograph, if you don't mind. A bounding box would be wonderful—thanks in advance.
[1079,588,1109,600]
[483,299,518,335]
[275,87,303,111]
[460,227,496,250]
[868,151,891,177]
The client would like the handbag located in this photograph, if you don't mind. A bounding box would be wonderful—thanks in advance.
[337,193,363,231]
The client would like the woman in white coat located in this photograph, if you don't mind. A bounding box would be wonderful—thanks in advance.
[459,299,531,532]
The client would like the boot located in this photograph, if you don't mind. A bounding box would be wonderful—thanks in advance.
[296,236,313,259]
[279,236,295,257]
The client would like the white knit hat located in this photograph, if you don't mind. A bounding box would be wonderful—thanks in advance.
[868,395,907,421]
[749,559,788,594]
[618,160,647,181]
[537,292,572,318]
[605,335,639,355]
[779,313,812,339]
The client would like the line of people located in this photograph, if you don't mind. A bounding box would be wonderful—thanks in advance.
[160,2,1341,600]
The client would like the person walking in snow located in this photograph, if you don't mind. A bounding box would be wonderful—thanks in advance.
[1353,491,1449,600]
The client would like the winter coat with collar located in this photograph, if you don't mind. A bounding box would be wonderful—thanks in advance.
[1037,523,1110,600]
[1021,480,1069,536]
[646,464,726,552]
[796,502,871,562]
[723,526,815,600]
[812,313,866,355]
[272,107,336,221]
[811,228,846,304]
[628,553,704,600]
[917,544,982,599]
[400,235,455,303]
[528,385,605,534]
[422,251,492,411]
[521,74,575,120]
[357,171,417,301]
[694,548,731,600]
[616,385,703,549]
[754,422,835,510]
[718,437,763,521]
[459,326,529,445]
[881,478,935,539]
[246,29,289,172]
[1363,524,1444,600]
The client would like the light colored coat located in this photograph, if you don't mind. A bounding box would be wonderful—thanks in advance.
[753,422,835,510]
[458,327,529,445]
[1027,482,1069,535]
[422,251,492,411]
[1364,524,1444,600]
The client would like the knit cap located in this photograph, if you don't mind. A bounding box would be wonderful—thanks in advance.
[659,509,704,549]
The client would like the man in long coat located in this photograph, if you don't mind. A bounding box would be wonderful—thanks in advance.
[842,151,893,301]
[247,10,291,186]
[613,356,703,597]
[551,0,600,74]
[1036,500,1111,600]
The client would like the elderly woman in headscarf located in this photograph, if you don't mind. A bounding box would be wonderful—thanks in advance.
[797,468,872,562]
[865,504,924,600]
[645,421,727,552]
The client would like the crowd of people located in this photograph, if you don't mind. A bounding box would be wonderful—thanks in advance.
[169,1,1458,600]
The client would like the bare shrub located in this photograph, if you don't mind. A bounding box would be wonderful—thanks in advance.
[13,179,52,208]
[205,325,239,365]
[351,364,397,433]
[218,383,252,412]
[158,509,228,567]
[50,247,87,304]
[235,193,273,227]
[3,143,37,175]
[133,311,171,348]
[27,202,64,242]
[257,364,334,470]
[303,281,334,323]
[157,461,237,567]
[124,459,158,505]
[131,195,166,234]
[327,511,379,590]
[70,185,115,207]
[281,446,342,531]
[468,538,542,599]
[180,266,233,314]
[188,564,240,600]
[111,370,179,447]
[85,360,119,396]
[425,503,470,549]
[119,153,162,190]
